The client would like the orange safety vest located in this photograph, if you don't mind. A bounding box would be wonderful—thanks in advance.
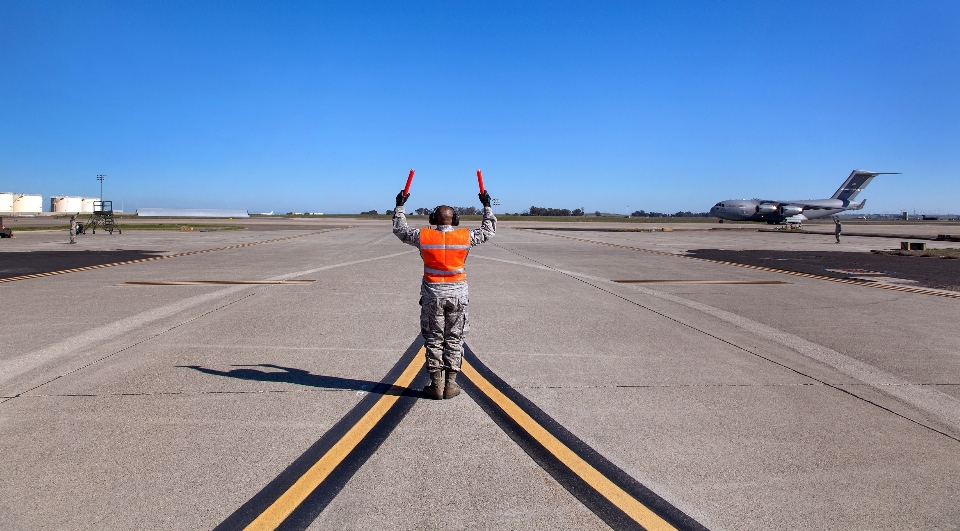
[420,228,471,283]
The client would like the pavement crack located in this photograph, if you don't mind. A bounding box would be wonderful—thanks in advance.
[514,383,960,390]
[0,234,412,407]
[18,382,954,399]
[492,242,960,445]
[15,388,378,398]
[0,290,264,405]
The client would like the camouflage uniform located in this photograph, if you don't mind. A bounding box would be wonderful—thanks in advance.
[393,206,496,373]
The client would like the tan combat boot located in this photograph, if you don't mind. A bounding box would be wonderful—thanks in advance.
[423,370,444,400]
[443,371,461,399]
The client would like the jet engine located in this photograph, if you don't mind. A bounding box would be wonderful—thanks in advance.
[756,203,778,214]
[779,205,803,217]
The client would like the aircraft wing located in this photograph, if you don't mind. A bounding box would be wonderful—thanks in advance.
[757,199,855,210]
[789,202,834,210]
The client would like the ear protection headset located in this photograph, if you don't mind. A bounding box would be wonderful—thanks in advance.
[428,205,460,226]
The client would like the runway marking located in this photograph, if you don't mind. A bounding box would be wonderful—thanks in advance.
[0,227,354,284]
[124,280,315,285]
[520,229,960,299]
[214,341,426,531]
[0,250,417,390]
[461,347,708,531]
[613,279,790,285]
[485,245,960,443]
[214,339,707,530]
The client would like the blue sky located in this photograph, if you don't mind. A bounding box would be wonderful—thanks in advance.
[1,1,958,214]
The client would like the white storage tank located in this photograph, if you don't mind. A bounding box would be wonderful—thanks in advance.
[0,192,13,212]
[51,196,83,213]
[81,198,96,213]
[13,194,43,213]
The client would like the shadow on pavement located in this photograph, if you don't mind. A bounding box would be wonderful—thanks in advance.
[180,363,414,396]
[688,249,960,292]
[0,250,166,279]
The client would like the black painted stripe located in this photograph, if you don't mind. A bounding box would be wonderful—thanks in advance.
[213,338,426,531]
[521,229,960,299]
[461,345,709,531]
[0,227,353,284]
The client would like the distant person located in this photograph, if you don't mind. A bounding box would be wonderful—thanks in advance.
[392,188,497,399]
[69,215,76,244]
[834,218,842,243]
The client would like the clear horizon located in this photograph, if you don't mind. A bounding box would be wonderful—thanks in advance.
[2,2,958,215]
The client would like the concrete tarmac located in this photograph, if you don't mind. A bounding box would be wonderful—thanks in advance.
[1,220,959,530]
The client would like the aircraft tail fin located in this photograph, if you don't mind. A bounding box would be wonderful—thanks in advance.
[831,170,898,202]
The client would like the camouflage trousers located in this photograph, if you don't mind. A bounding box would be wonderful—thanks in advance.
[420,294,469,373]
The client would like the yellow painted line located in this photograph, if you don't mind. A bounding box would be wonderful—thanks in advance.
[124,280,315,285]
[243,347,425,531]
[520,229,960,300]
[0,227,354,284]
[460,358,678,531]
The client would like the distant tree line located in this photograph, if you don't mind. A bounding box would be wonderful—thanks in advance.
[380,206,711,218]
[521,206,585,216]
[631,210,710,218]
[408,206,480,216]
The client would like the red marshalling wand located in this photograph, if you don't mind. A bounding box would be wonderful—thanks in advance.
[403,169,415,195]
[476,169,485,194]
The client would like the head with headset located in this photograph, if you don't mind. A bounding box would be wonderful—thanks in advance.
[428,205,459,226]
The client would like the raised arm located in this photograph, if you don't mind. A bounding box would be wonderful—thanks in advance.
[392,190,420,247]
[470,191,497,246]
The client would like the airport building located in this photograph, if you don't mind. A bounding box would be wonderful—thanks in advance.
[0,194,102,214]
[0,192,13,212]
[50,196,99,213]
[11,193,43,213]
[50,196,81,213]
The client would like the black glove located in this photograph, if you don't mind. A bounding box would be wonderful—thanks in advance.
[396,190,410,207]
[479,190,492,207]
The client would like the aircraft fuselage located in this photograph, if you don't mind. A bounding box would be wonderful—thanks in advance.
[708,169,891,224]
[710,199,853,224]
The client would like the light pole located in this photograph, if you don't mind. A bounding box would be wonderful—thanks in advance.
[625,205,629,218]
[492,198,500,214]
[96,174,105,202]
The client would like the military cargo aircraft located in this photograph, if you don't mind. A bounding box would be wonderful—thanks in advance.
[710,169,897,224]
